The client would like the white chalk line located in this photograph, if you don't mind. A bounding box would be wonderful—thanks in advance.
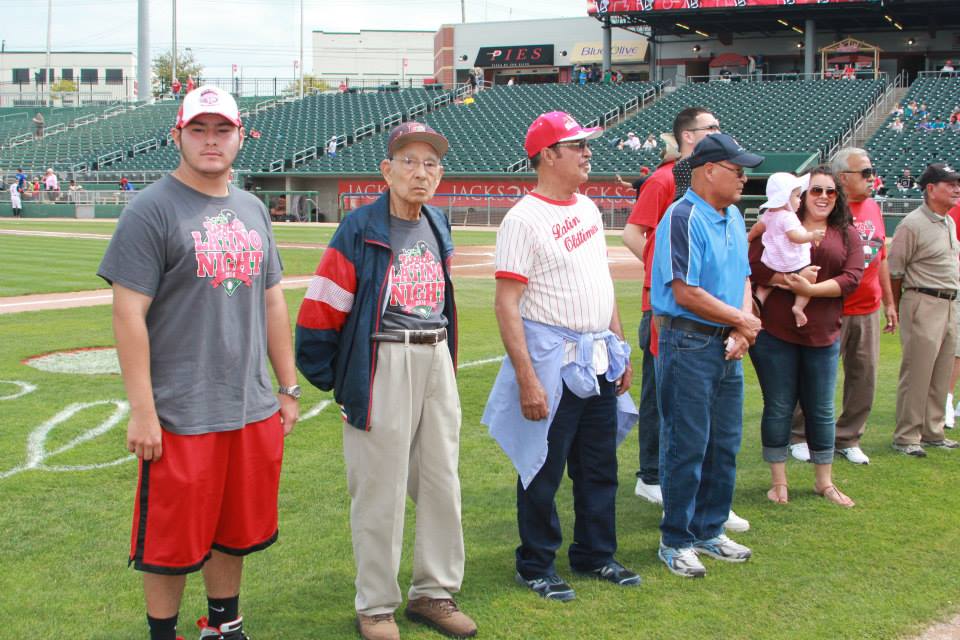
[0,229,112,240]
[0,380,37,401]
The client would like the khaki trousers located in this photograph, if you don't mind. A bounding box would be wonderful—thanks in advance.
[791,310,880,448]
[343,340,464,615]
[894,290,956,445]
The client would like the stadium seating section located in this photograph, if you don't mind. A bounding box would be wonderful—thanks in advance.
[865,77,960,196]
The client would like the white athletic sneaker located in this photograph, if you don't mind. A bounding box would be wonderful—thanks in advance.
[723,510,750,532]
[789,442,811,462]
[635,479,663,505]
[838,446,870,465]
[947,393,956,429]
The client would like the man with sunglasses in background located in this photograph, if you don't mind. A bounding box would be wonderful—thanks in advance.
[296,122,475,640]
[486,111,639,602]
[790,148,897,465]
[651,133,763,578]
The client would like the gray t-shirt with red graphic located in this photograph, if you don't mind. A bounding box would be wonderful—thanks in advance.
[380,214,449,331]
[98,175,282,435]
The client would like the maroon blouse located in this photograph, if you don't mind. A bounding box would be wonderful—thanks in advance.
[750,225,865,347]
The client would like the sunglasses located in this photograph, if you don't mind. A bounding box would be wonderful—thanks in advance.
[686,124,722,133]
[841,168,876,179]
[808,186,838,198]
[551,140,590,151]
[713,162,746,178]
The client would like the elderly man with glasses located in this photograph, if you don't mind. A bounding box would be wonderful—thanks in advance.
[651,133,763,579]
[484,111,639,602]
[789,147,898,466]
[296,122,475,640]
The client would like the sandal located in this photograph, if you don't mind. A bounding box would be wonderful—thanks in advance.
[766,482,789,504]
[814,484,855,508]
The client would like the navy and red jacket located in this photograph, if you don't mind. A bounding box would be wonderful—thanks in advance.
[295,190,458,431]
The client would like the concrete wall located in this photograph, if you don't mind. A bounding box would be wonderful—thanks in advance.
[312,30,434,84]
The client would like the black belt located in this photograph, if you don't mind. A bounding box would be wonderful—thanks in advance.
[371,328,447,345]
[913,288,957,301]
[656,315,733,339]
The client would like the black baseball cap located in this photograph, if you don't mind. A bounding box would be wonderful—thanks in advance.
[917,163,960,188]
[689,133,764,170]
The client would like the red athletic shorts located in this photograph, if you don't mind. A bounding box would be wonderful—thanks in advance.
[129,412,284,574]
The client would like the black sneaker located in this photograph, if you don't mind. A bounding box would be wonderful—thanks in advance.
[514,572,576,601]
[574,560,642,586]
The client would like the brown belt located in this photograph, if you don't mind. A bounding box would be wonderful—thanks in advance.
[371,328,447,345]
[912,288,957,301]
[655,315,733,339]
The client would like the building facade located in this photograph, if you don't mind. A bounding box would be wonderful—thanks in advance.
[0,51,138,106]
[312,29,434,88]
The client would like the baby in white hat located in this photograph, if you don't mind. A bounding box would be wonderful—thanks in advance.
[748,172,824,327]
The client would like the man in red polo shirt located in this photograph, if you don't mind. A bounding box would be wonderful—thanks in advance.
[944,199,960,428]
[790,147,898,464]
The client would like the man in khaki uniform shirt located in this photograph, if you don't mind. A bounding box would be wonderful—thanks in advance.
[889,163,960,456]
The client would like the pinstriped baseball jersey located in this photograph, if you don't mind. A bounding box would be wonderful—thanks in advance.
[495,192,615,372]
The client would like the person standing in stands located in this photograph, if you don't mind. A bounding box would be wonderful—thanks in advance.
[296,122,476,640]
[790,148,897,465]
[651,133,763,578]
[889,163,960,456]
[32,112,45,139]
[485,111,640,602]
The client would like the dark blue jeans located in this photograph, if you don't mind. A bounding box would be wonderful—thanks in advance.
[749,330,840,465]
[656,326,743,549]
[516,378,618,579]
[636,310,661,485]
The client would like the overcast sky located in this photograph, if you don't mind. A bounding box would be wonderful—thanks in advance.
[7,0,592,79]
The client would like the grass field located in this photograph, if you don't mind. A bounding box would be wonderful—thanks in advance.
[1,220,958,639]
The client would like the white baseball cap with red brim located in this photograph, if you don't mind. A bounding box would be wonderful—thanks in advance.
[175,85,242,129]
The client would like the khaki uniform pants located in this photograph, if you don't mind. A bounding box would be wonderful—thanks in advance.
[343,340,464,615]
[894,290,956,445]
[791,310,880,448]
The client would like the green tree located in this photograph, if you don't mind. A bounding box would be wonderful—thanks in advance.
[50,79,77,94]
[151,50,204,95]
[284,74,330,96]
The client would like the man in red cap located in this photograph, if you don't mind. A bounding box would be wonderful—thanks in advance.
[296,122,475,640]
[485,111,639,602]
[98,85,299,640]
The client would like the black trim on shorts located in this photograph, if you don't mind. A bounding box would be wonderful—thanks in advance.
[212,529,279,557]
[132,552,212,575]
[128,460,151,569]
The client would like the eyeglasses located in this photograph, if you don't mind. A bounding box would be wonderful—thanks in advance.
[551,140,590,152]
[686,124,721,133]
[841,168,876,179]
[712,162,746,178]
[391,155,442,174]
[808,186,838,198]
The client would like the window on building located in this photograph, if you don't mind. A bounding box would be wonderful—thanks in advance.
[34,68,54,84]
[80,68,99,84]
[105,69,123,85]
[61,68,74,82]
[12,68,29,84]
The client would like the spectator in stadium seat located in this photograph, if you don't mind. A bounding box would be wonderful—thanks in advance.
[750,166,863,507]
[897,168,918,192]
[15,168,26,192]
[790,148,897,465]
[32,112,44,139]
[296,122,476,640]
[327,136,337,158]
[651,133,763,577]
[98,85,298,640]
[43,168,59,203]
[941,59,955,77]
[888,117,904,133]
[623,132,642,151]
[485,111,639,600]
[642,134,658,151]
[888,164,960,456]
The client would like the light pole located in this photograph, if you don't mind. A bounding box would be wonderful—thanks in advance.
[45,0,52,107]
[171,0,177,93]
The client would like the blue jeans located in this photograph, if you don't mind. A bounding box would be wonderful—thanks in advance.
[749,331,840,465]
[516,378,618,579]
[656,326,743,549]
[636,310,660,485]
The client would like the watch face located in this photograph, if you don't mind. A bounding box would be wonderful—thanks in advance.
[281,385,302,399]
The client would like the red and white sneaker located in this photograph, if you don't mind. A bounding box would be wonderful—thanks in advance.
[197,616,249,640]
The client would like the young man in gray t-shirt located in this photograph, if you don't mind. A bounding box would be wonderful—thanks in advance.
[98,86,299,640]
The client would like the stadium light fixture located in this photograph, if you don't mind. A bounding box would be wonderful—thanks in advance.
[695,30,710,38]
[692,45,701,52]
[777,19,789,26]
[796,41,803,49]
[676,23,691,30]
[907,37,915,45]
[792,26,804,34]
[894,22,903,30]
[883,14,893,23]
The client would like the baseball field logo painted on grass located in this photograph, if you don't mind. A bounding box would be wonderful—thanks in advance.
[191,209,265,296]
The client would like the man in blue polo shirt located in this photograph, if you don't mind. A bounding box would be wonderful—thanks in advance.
[651,133,764,578]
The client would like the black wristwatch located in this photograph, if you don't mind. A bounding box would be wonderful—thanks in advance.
[278,384,302,399]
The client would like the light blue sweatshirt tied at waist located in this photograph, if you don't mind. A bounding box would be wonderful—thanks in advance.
[482,319,639,489]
